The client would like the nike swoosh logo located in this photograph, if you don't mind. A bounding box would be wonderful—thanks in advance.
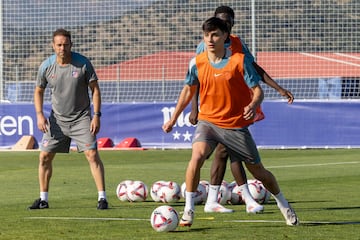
[214,73,222,77]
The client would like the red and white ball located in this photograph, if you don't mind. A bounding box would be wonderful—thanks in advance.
[217,180,231,205]
[126,180,148,202]
[116,180,133,202]
[181,182,207,205]
[230,184,245,205]
[247,179,271,204]
[150,205,179,232]
[158,181,181,203]
[150,180,168,202]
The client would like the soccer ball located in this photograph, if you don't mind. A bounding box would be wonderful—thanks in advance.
[217,180,231,205]
[230,184,245,205]
[158,181,181,203]
[150,205,179,232]
[199,180,210,196]
[247,179,271,204]
[181,182,207,205]
[126,180,148,202]
[150,180,168,202]
[116,180,133,202]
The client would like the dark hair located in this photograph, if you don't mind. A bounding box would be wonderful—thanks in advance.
[202,17,229,34]
[52,28,72,42]
[214,5,235,29]
[214,5,235,20]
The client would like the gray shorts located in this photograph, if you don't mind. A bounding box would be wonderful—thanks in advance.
[40,115,97,153]
[193,120,261,164]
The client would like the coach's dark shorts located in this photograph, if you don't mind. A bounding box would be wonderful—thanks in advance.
[192,120,261,164]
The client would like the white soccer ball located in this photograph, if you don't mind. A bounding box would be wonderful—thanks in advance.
[150,180,168,202]
[158,181,181,203]
[150,205,179,232]
[256,180,271,203]
[126,180,148,202]
[181,182,207,205]
[217,180,231,205]
[230,184,245,205]
[116,180,133,202]
[199,180,210,196]
[247,179,270,204]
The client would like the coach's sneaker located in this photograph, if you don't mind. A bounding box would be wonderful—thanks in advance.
[97,198,108,210]
[281,206,299,226]
[179,209,194,227]
[28,198,49,210]
[246,203,264,214]
[204,203,234,213]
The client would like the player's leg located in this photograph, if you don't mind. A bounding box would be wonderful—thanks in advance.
[245,162,299,225]
[228,156,264,214]
[181,121,216,227]
[73,116,108,209]
[83,149,108,209]
[204,144,234,213]
[229,127,299,226]
[29,116,69,210]
[38,151,56,194]
[180,141,211,226]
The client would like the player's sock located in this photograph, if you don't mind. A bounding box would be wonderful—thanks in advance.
[40,191,48,202]
[185,191,195,211]
[272,191,290,209]
[98,191,107,201]
[205,185,220,205]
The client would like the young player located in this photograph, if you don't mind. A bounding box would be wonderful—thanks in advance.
[190,6,295,214]
[163,17,299,227]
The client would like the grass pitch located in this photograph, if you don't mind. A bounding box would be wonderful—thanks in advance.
[0,149,359,240]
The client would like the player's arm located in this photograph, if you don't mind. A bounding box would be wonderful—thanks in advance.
[163,84,197,133]
[34,86,48,132]
[189,84,199,125]
[89,80,101,135]
[189,41,206,125]
[244,84,264,121]
[252,62,294,104]
[240,38,294,104]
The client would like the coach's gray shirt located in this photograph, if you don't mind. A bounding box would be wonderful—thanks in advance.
[36,52,98,122]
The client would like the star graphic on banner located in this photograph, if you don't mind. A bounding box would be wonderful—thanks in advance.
[172,131,181,140]
[183,131,192,141]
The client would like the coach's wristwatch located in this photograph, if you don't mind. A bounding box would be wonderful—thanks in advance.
[94,112,102,117]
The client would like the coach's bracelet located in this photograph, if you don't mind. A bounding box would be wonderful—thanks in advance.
[94,112,102,117]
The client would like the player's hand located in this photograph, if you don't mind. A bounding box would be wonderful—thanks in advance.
[278,88,294,104]
[90,117,100,135]
[189,110,198,125]
[243,105,256,120]
[162,121,174,133]
[36,113,48,133]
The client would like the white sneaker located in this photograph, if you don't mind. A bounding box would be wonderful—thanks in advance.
[246,203,264,214]
[281,206,299,226]
[179,209,194,227]
[204,203,234,213]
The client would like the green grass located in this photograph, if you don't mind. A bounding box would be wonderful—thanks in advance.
[1,149,360,240]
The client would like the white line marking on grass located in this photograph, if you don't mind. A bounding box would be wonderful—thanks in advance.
[225,219,360,225]
[25,217,360,225]
[25,217,149,221]
[267,161,359,169]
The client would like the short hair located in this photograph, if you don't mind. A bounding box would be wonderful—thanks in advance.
[202,17,229,34]
[214,6,235,29]
[214,5,235,20]
[52,28,72,42]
